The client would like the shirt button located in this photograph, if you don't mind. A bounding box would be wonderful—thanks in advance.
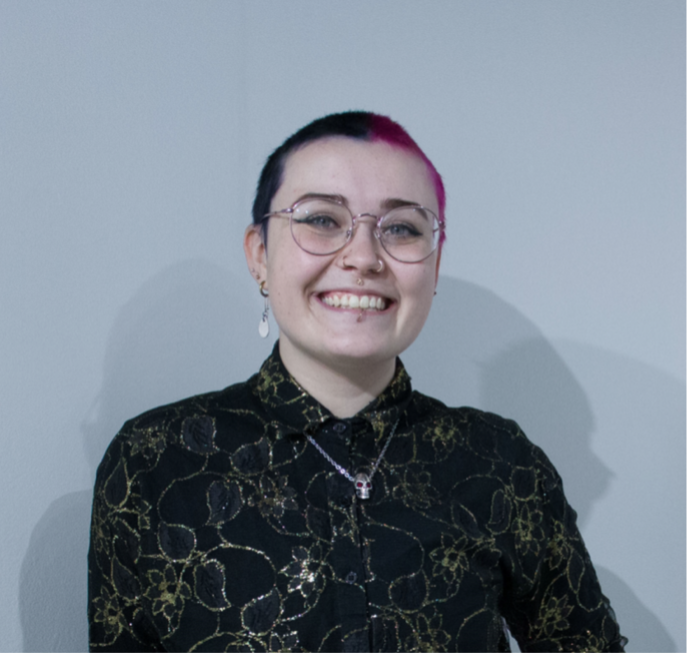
[333,422,348,434]
[345,572,357,584]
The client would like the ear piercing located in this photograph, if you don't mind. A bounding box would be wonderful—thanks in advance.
[258,281,270,338]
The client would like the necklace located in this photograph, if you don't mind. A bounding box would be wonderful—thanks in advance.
[305,418,399,500]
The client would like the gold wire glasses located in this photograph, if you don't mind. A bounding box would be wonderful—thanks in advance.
[264,195,443,263]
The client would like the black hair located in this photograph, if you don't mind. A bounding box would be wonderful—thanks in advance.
[251,111,446,244]
[251,111,372,234]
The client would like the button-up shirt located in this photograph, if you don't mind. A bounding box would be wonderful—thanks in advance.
[88,344,626,652]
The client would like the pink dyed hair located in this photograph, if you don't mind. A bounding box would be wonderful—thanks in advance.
[368,114,446,244]
[253,111,446,249]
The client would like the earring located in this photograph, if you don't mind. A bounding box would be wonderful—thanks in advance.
[258,281,270,338]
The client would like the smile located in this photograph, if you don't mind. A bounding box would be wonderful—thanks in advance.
[319,292,390,311]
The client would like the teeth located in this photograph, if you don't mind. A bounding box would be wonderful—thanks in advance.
[322,293,388,311]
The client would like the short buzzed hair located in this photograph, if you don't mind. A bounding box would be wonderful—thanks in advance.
[251,111,446,246]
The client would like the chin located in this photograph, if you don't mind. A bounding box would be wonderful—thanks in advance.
[317,337,408,367]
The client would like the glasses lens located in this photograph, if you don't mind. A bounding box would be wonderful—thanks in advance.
[290,199,351,255]
[379,207,440,262]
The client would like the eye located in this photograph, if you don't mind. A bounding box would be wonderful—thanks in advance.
[294,213,341,230]
[293,206,351,233]
[381,221,423,239]
[381,207,435,244]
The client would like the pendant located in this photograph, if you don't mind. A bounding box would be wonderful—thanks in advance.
[354,471,372,499]
[258,310,269,338]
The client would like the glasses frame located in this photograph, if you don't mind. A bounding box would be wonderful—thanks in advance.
[263,196,445,263]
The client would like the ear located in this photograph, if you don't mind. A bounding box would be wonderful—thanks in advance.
[244,224,268,284]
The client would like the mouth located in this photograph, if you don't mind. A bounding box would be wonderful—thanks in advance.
[319,291,392,311]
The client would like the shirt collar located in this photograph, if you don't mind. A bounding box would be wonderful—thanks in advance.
[252,342,413,440]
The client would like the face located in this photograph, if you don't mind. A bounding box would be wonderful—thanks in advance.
[245,137,441,375]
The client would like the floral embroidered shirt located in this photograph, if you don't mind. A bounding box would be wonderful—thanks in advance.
[88,344,626,652]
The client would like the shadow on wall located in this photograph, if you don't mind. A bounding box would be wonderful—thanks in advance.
[20,269,678,651]
[404,275,681,652]
[20,259,272,653]
[405,277,609,520]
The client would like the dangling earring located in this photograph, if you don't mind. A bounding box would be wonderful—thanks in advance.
[258,281,270,338]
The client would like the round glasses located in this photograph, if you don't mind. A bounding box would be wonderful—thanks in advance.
[264,197,444,263]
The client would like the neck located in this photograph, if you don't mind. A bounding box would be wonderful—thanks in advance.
[278,341,396,418]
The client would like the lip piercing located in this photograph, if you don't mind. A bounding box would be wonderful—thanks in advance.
[357,310,364,322]
[357,278,364,286]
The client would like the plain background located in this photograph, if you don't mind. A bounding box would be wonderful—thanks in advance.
[1,1,684,652]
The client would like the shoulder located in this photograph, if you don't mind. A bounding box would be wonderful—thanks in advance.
[409,390,523,443]
[94,374,264,485]
[409,391,558,478]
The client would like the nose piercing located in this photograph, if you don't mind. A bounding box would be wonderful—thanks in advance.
[343,254,384,275]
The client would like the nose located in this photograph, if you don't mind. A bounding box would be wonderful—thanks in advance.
[340,214,383,272]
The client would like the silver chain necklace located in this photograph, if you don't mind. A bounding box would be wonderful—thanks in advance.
[305,418,399,500]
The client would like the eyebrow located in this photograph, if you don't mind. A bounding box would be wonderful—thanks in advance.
[292,192,347,205]
[292,193,420,210]
[381,197,420,210]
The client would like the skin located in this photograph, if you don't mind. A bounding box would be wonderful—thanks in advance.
[244,137,441,418]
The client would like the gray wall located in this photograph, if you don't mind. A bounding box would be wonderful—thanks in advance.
[1,1,684,651]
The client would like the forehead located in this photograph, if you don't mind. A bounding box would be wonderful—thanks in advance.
[274,137,439,214]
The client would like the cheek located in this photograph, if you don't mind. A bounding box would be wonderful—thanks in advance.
[398,268,437,338]
[401,265,437,306]
[263,245,331,326]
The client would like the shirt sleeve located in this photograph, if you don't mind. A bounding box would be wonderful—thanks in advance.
[500,441,627,653]
[88,428,163,652]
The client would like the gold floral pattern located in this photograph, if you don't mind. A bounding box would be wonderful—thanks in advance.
[281,545,328,600]
[405,611,452,652]
[91,586,126,641]
[512,503,547,557]
[89,344,626,652]
[392,467,439,510]
[247,474,299,520]
[144,564,192,627]
[536,594,575,638]
[420,414,459,458]
[429,534,470,587]
[547,520,572,570]
[128,426,167,458]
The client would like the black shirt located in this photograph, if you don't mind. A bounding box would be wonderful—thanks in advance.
[88,344,625,652]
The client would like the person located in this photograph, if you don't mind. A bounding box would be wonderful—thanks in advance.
[88,111,626,652]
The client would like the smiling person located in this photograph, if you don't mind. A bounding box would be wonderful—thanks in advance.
[88,112,626,652]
